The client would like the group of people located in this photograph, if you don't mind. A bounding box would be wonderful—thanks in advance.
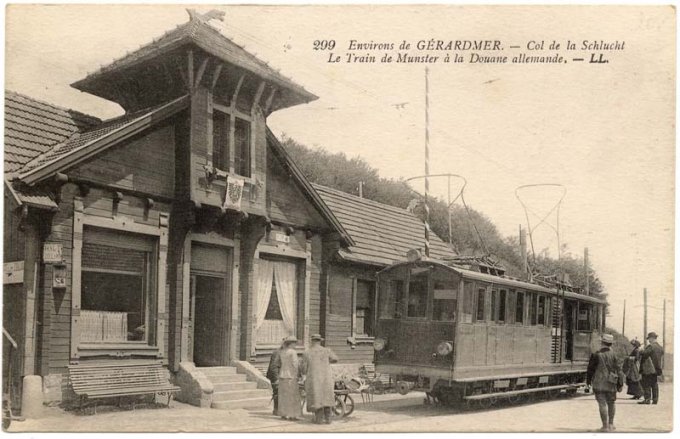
[586,331,665,432]
[266,334,339,424]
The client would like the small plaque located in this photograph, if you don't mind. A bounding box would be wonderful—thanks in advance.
[3,261,24,284]
[274,232,290,243]
[43,243,63,264]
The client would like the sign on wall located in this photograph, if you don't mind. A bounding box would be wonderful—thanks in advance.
[274,232,290,244]
[223,176,245,211]
[43,243,63,263]
[3,261,24,284]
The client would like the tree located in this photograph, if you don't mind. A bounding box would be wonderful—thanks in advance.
[282,134,605,301]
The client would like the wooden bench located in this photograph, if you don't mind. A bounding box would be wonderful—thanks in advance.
[68,361,180,413]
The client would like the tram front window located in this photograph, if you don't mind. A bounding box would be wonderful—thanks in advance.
[407,269,428,317]
[433,282,457,321]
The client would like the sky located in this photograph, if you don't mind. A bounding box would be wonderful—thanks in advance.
[4,4,675,349]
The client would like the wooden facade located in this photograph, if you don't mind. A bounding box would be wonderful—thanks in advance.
[3,11,366,406]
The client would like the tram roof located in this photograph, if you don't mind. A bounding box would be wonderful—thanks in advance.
[379,258,606,305]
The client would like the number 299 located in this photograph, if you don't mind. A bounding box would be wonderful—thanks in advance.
[313,40,336,50]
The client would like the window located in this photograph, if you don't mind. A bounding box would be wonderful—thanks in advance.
[433,282,457,322]
[234,117,251,177]
[81,228,157,344]
[407,268,428,318]
[498,289,507,323]
[354,280,375,337]
[545,297,552,327]
[515,291,525,324]
[461,281,474,323]
[475,286,486,321]
[212,109,251,177]
[379,280,404,319]
[528,293,537,325]
[264,282,283,320]
[577,303,592,331]
[212,110,230,171]
[537,295,546,325]
[489,288,497,322]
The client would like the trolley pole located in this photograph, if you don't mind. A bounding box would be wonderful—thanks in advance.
[643,288,648,344]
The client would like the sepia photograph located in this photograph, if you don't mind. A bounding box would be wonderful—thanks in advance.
[1,3,675,433]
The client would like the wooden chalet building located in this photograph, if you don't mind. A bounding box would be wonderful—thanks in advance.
[3,10,454,411]
[313,185,456,369]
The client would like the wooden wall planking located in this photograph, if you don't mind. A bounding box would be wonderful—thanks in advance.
[70,123,176,199]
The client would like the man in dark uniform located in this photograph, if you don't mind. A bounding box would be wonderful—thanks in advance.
[266,340,284,415]
[587,333,624,432]
[638,331,664,405]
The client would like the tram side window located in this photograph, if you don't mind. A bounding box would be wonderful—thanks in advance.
[379,280,404,319]
[537,295,546,325]
[526,293,536,325]
[489,289,497,322]
[433,282,457,322]
[475,286,486,322]
[498,289,507,323]
[545,297,552,327]
[407,269,428,318]
[515,291,525,324]
[461,281,474,323]
[577,303,592,331]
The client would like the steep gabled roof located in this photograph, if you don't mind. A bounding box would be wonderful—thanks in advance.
[266,129,354,247]
[72,14,317,110]
[4,91,101,175]
[313,184,457,266]
[18,95,189,184]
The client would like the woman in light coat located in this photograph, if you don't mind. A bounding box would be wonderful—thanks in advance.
[277,336,302,420]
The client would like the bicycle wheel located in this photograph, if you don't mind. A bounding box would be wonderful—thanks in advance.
[342,394,354,416]
[332,395,346,417]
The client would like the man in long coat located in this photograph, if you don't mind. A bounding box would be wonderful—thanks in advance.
[300,334,338,424]
[586,333,625,432]
[266,340,284,415]
[639,331,664,405]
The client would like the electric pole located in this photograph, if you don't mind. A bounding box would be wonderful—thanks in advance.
[643,288,648,344]
[622,299,626,337]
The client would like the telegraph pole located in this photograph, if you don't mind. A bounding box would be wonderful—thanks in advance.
[622,299,626,337]
[643,288,648,344]
[662,298,666,353]
[423,67,431,257]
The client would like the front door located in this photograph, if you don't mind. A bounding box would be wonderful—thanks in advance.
[190,243,231,367]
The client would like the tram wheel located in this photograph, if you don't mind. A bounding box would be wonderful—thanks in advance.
[548,389,562,399]
[507,393,524,405]
[476,397,494,409]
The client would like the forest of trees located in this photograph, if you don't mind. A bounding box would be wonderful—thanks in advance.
[282,134,606,303]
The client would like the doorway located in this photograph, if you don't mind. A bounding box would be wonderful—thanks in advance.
[190,243,231,367]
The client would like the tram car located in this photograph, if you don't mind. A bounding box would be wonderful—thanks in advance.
[373,251,606,406]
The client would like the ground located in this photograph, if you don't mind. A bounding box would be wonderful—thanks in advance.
[9,383,673,433]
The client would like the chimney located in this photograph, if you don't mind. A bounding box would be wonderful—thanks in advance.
[358,181,364,198]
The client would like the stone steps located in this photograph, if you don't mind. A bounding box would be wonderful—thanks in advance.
[196,366,271,411]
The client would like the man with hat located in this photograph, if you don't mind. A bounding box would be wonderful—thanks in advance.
[638,331,664,405]
[300,334,338,424]
[586,333,625,431]
[266,338,285,415]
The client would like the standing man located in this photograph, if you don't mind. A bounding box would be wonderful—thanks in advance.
[587,333,625,432]
[266,339,285,415]
[300,334,338,424]
[639,331,664,405]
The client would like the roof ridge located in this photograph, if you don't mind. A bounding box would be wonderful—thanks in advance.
[311,183,418,217]
[5,90,101,125]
